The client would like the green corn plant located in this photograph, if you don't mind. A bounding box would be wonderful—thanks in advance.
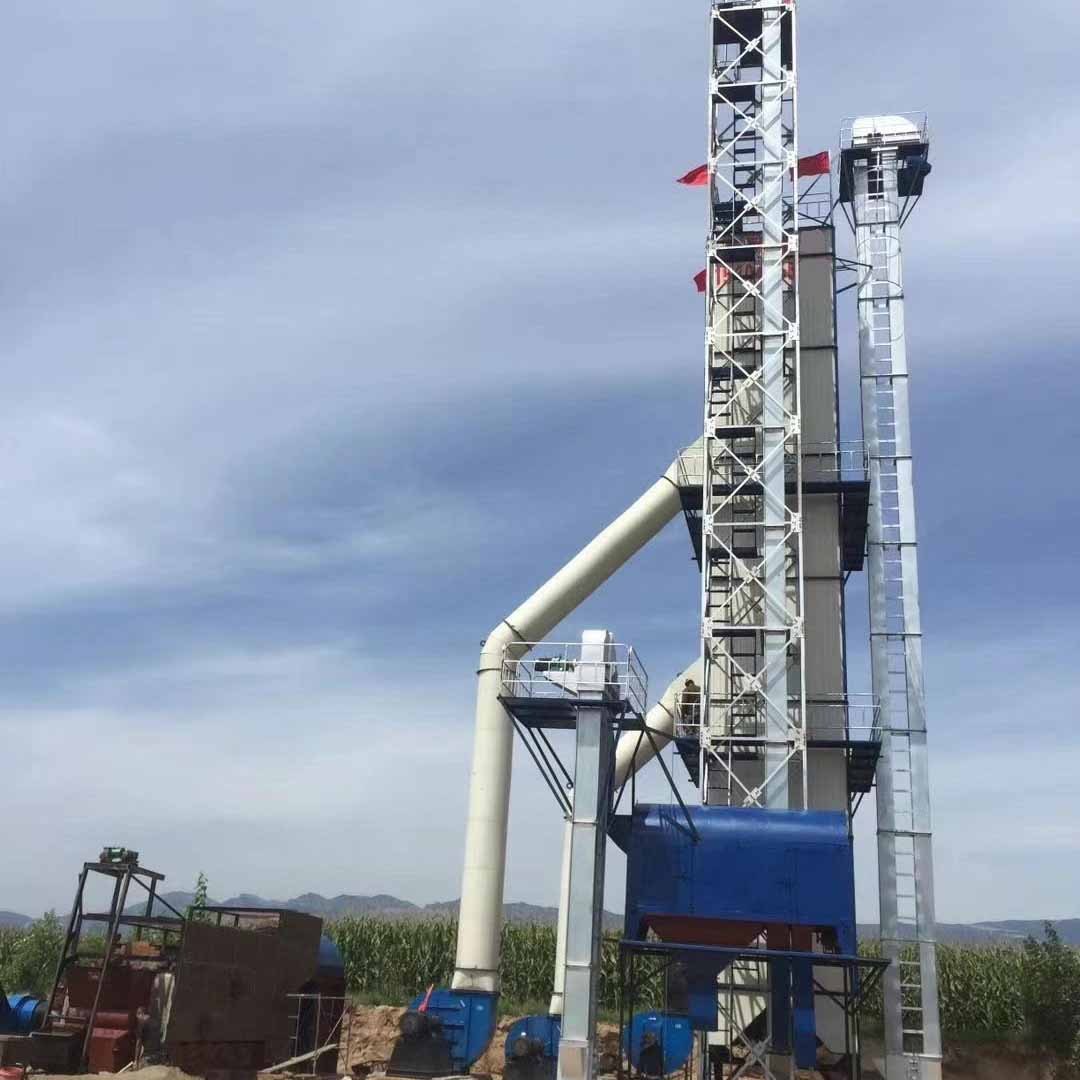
[319,917,1080,1045]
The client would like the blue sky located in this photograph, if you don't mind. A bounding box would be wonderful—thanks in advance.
[2,1,1079,924]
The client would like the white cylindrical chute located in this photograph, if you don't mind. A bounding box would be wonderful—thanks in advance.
[613,657,704,790]
[547,818,574,1016]
[452,458,686,992]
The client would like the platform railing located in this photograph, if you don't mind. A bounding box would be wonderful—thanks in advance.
[676,441,867,490]
[500,641,648,718]
[672,687,704,741]
[795,188,833,228]
[840,111,929,152]
[673,693,880,746]
[802,440,868,483]
[802,694,881,744]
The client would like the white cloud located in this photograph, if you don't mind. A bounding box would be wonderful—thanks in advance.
[4,641,479,910]
[0,406,501,611]
[1,0,1077,928]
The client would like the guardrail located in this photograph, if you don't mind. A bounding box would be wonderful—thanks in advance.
[672,693,881,744]
[840,111,929,152]
[500,641,648,717]
[803,694,881,743]
[676,441,868,487]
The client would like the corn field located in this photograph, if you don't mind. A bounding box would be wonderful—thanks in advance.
[326,917,610,1009]
[0,914,1061,1040]
[856,940,1025,1037]
[327,917,1041,1036]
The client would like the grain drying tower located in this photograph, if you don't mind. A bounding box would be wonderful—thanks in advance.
[389,4,940,1079]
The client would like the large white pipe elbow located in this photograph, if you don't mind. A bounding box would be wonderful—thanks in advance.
[452,462,685,993]
[452,624,521,993]
[613,657,704,790]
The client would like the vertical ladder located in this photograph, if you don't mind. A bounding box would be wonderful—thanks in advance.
[848,129,942,1080]
[701,0,806,813]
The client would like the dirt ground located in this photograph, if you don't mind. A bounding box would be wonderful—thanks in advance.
[941,1041,1052,1080]
[336,1005,621,1077]
[337,1007,819,1078]
[336,1008,1054,1080]
[31,1069,203,1080]
[22,1018,1053,1080]
[856,1034,1050,1080]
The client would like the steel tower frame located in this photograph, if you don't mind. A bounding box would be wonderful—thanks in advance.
[701,0,806,812]
[842,116,941,1080]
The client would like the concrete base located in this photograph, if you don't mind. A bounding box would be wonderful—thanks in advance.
[881,1053,942,1080]
[556,1038,589,1080]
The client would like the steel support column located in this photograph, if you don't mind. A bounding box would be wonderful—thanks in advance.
[701,0,805,815]
[557,634,617,1080]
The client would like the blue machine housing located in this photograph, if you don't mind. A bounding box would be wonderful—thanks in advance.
[1,991,46,1035]
[504,1014,560,1061]
[623,1011,693,1076]
[405,988,498,1072]
[612,804,857,1070]
[504,1013,561,1080]
[615,804,856,955]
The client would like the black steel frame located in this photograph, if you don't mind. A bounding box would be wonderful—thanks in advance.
[44,856,185,1070]
[617,938,888,1080]
[498,696,699,843]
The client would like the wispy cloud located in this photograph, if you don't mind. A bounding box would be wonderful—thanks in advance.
[0,0,1075,923]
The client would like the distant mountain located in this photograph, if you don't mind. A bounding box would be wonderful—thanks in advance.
[13,888,1075,947]
[117,891,622,927]
[415,899,622,930]
[132,891,199,917]
[947,919,1080,946]
[291,893,423,919]
[220,892,423,919]
[423,899,548,922]
[503,902,567,925]
[119,891,412,921]
[858,920,1080,947]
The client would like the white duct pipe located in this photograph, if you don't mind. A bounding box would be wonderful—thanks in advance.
[613,657,704,790]
[548,817,574,1017]
[546,657,703,1016]
[452,460,685,992]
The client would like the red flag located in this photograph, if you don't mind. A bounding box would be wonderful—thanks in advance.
[694,266,731,293]
[797,151,830,177]
[677,163,709,186]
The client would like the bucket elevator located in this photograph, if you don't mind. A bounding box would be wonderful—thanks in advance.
[839,113,938,1080]
[390,4,939,1080]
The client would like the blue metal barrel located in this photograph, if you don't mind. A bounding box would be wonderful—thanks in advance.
[317,935,345,978]
[4,993,46,1034]
[623,1011,694,1076]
